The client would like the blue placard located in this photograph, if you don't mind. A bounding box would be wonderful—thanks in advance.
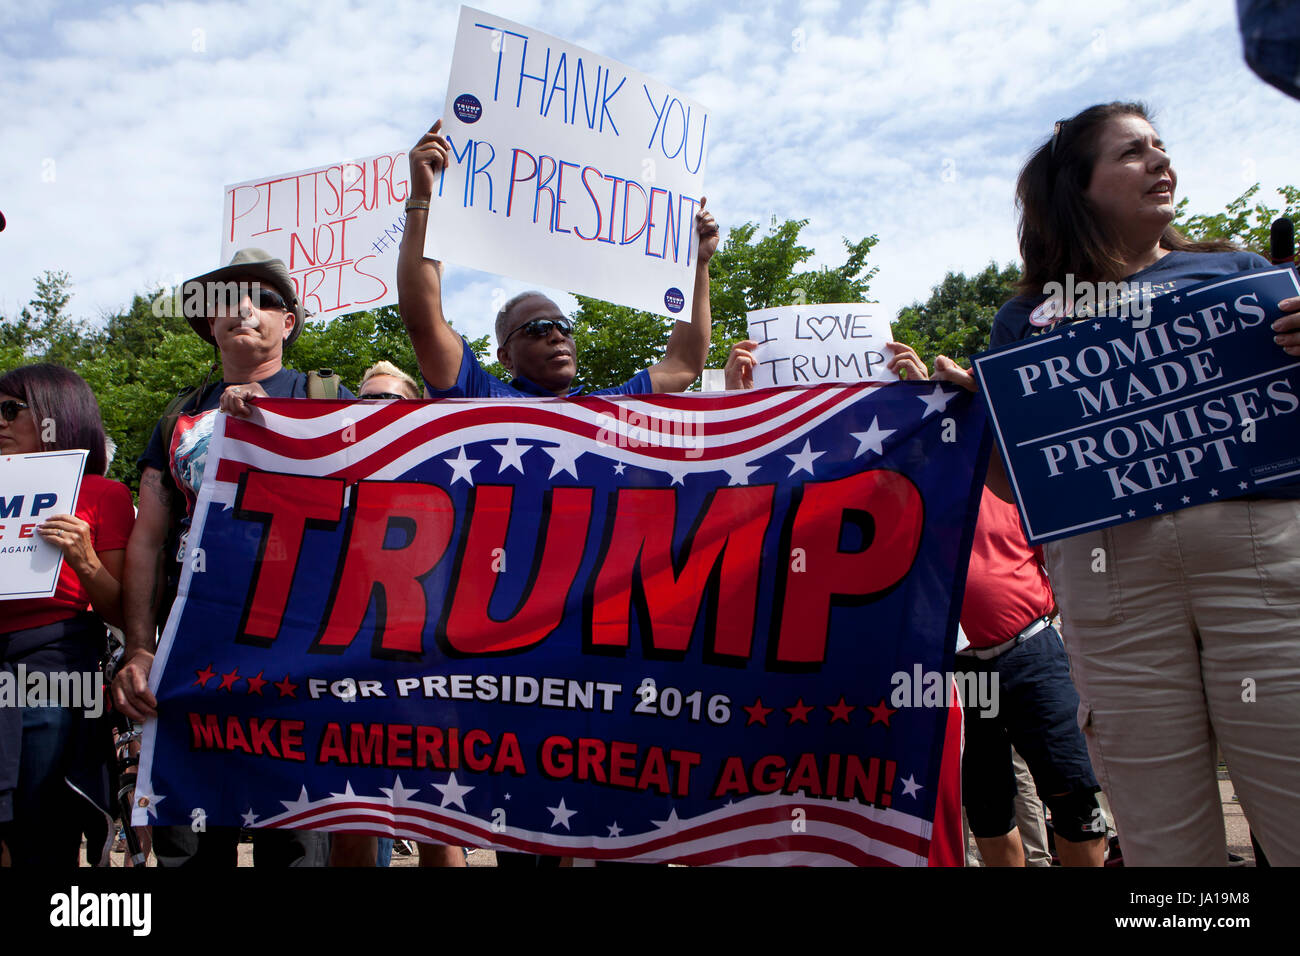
[974,268,1300,543]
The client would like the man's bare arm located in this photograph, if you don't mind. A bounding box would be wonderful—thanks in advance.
[112,467,171,720]
[650,198,720,394]
[397,120,465,392]
[932,355,1014,502]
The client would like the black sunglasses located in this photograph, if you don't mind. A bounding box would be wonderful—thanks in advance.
[207,286,289,313]
[1,399,29,422]
[502,318,573,347]
[1050,118,1070,157]
[359,392,407,401]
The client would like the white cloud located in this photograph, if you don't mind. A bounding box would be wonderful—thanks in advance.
[0,0,1293,355]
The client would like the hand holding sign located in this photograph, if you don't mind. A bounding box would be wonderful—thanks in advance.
[696,196,720,267]
[886,341,929,381]
[724,339,758,390]
[1276,295,1300,356]
[35,513,98,579]
[932,354,977,392]
[409,120,451,201]
[746,305,897,387]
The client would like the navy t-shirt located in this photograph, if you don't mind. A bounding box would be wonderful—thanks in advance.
[989,249,1300,499]
[424,337,654,398]
[140,368,356,546]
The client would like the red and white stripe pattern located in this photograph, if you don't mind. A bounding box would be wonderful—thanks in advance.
[205,383,896,504]
[257,784,932,867]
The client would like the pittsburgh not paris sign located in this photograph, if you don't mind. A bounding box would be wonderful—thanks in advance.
[974,268,1300,543]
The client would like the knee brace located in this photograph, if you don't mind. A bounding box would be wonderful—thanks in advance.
[1045,789,1105,843]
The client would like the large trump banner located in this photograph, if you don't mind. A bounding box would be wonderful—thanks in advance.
[136,383,989,865]
[426,7,709,320]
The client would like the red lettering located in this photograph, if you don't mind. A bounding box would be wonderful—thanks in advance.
[416,726,445,769]
[609,740,638,787]
[711,756,750,798]
[350,723,384,763]
[189,713,222,750]
[248,717,280,758]
[494,733,526,775]
[589,486,773,658]
[777,470,923,664]
[463,729,492,772]
[387,724,413,767]
[281,720,305,761]
[668,749,701,797]
[441,487,591,654]
[319,722,346,763]
[752,755,786,793]
[637,747,671,794]
[540,735,571,777]
[315,481,455,657]
[577,737,607,783]
[224,716,252,754]
[234,473,345,645]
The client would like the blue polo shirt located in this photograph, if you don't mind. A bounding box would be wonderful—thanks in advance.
[424,337,653,398]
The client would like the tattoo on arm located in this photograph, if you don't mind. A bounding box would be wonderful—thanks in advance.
[142,468,172,507]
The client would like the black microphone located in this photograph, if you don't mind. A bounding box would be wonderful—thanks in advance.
[1270,217,1294,265]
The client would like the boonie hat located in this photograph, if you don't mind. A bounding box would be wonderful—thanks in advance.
[183,248,306,347]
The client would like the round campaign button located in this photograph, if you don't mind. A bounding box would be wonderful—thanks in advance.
[664,287,685,314]
[453,93,483,124]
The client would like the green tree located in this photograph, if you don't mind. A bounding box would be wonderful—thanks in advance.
[0,270,91,366]
[1174,184,1300,254]
[567,217,878,391]
[893,261,1022,368]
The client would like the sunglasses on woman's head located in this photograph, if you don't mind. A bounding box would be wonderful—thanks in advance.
[0,399,29,422]
[360,392,407,401]
[502,318,573,346]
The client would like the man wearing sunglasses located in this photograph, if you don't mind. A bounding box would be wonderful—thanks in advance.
[398,120,720,399]
[112,248,352,867]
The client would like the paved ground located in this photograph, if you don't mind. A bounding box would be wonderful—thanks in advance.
[97,774,1256,867]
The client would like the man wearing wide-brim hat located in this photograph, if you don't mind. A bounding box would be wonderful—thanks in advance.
[111,248,351,867]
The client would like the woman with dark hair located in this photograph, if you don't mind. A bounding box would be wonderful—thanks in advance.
[0,363,135,866]
[936,102,1300,866]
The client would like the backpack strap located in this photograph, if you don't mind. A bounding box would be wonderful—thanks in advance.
[306,368,341,399]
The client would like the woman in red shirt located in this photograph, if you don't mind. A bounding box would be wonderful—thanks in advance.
[0,364,135,866]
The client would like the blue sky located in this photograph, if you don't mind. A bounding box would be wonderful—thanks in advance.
[1,0,1293,350]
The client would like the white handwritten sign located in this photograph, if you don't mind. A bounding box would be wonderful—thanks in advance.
[0,450,86,600]
[222,150,411,320]
[427,6,710,320]
[746,305,898,387]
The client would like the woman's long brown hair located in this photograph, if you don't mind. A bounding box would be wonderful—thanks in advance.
[1015,101,1236,297]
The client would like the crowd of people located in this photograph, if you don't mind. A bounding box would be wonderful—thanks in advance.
[2,100,1299,868]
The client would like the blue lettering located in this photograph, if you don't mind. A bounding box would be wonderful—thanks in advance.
[544,52,568,120]
[506,148,539,218]
[644,87,669,147]
[554,161,579,234]
[660,98,686,159]
[472,24,528,103]
[515,37,549,112]
[469,140,496,211]
[574,61,600,130]
[599,72,626,135]
[575,166,604,241]
[602,175,625,243]
[532,155,558,228]
[645,187,668,259]
[621,179,649,244]
[0,496,22,519]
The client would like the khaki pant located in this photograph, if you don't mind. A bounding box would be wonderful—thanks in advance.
[1044,499,1300,866]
